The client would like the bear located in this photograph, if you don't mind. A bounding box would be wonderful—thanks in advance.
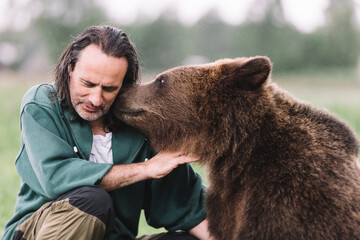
[113,56,360,240]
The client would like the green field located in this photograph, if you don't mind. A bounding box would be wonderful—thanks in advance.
[1,70,360,238]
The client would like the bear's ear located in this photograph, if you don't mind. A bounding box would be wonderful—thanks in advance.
[223,56,272,91]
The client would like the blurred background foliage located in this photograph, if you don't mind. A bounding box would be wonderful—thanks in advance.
[1,0,360,75]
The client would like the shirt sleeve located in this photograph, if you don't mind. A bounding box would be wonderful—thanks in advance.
[15,102,112,200]
[143,162,207,231]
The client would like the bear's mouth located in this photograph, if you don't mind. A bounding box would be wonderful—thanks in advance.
[117,108,146,116]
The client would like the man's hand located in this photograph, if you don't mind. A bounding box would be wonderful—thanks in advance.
[100,151,199,191]
[143,151,200,179]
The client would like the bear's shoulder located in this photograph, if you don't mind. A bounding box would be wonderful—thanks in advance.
[269,83,359,157]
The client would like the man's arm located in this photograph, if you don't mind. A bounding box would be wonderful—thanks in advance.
[188,218,214,240]
[100,151,199,191]
[18,99,112,199]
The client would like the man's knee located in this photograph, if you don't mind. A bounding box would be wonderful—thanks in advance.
[56,186,115,228]
[15,186,115,240]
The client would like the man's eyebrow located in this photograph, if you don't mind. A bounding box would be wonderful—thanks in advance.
[80,78,119,90]
[80,78,96,84]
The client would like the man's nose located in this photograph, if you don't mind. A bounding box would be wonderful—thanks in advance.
[89,87,103,107]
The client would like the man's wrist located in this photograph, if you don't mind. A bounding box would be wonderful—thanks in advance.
[137,160,153,180]
[100,162,152,191]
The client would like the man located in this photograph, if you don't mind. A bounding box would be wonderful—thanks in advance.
[2,25,211,240]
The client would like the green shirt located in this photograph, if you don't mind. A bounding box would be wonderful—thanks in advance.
[2,84,206,240]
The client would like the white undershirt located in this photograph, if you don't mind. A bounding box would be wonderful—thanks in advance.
[89,132,113,164]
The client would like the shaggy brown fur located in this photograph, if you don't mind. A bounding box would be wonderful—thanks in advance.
[113,56,360,240]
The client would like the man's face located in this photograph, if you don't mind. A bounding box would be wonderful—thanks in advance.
[68,44,128,123]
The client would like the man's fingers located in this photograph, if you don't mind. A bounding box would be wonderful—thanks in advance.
[152,151,200,165]
[179,155,200,164]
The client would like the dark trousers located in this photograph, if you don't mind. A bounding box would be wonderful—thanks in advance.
[14,186,198,240]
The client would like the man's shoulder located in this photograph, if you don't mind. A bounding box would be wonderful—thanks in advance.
[21,83,56,109]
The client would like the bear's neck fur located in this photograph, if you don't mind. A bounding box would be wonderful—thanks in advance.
[193,83,277,162]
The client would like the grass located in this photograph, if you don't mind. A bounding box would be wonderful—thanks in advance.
[1,69,360,238]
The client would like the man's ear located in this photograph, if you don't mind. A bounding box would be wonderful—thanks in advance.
[222,56,272,91]
[68,64,73,77]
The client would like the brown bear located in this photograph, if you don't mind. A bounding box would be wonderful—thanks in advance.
[113,56,360,240]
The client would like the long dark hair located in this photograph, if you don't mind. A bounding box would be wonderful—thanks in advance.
[54,25,139,132]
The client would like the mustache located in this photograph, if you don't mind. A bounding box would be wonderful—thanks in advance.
[78,101,105,111]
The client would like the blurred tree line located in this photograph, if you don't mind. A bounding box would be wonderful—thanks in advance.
[0,0,359,74]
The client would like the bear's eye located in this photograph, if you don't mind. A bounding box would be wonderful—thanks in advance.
[156,76,166,88]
